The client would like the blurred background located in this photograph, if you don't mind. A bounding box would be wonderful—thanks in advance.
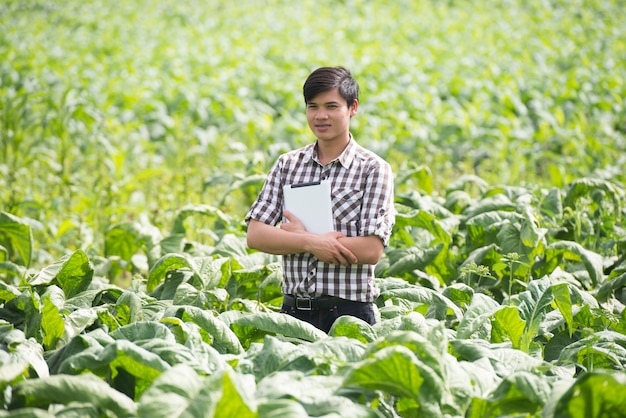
[2,0,625,257]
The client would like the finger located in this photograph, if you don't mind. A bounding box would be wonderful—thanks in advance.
[343,249,358,264]
[338,251,356,266]
[283,210,303,225]
[335,255,347,266]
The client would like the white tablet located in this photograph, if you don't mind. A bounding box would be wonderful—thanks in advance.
[283,180,334,234]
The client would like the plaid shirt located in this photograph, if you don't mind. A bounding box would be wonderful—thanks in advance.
[245,137,395,302]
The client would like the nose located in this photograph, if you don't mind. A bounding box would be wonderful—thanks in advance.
[315,109,328,119]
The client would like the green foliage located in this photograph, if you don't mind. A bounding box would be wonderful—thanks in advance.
[548,371,626,418]
[10,373,137,416]
[1,0,625,261]
[0,212,32,271]
[1,0,625,416]
[2,176,621,416]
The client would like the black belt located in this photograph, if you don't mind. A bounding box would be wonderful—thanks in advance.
[283,294,364,311]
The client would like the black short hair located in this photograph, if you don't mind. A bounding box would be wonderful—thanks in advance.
[303,66,359,106]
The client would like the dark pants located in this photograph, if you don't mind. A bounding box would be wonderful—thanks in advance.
[281,298,376,333]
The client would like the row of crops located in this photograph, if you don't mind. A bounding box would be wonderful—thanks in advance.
[2,0,626,416]
[2,172,625,416]
[2,0,625,242]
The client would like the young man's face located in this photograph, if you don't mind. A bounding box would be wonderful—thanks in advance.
[305,88,358,144]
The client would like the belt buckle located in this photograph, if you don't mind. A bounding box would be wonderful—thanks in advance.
[295,297,313,310]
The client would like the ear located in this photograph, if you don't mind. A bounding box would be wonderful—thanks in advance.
[349,99,358,117]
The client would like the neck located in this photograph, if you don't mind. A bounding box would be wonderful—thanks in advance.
[316,135,350,165]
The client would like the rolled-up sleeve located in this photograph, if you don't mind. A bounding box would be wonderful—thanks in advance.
[360,160,395,247]
[245,158,285,226]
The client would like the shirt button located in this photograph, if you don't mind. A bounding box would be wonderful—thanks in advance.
[308,271,315,277]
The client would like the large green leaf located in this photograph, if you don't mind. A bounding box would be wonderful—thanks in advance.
[465,211,523,251]
[384,244,446,281]
[557,330,626,371]
[0,261,27,284]
[0,407,56,417]
[563,177,622,213]
[596,270,626,303]
[28,250,93,299]
[464,194,517,219]
[163,305,244,355]
[256,371,375,417]
[517,277,555,352]
[257,399,310,418]
[228,259,283,303]
[491,306,525,349]
[551,282,574,336]
[328,315,377,343]
[216,173,268,207]
[0,212,32,268]
[467,371,552,418]
[395,311,437,336]
[141,368,256,418]
[549,370,626,418]
[211,369,257,418]
[450,339,547,378]
[442,282,475,308]
[113,290,145,326]
[394,164,434,195]
[9,373,136,417]
[109,321,175,343]
[191,256,233,290]
[456,293,500,340]
[541,241,604,288]
[104,220,163,267]
[363,330,445,378]
[40,289,65,350]
[56,339,170,381]
[136,364,204,417]
[539,187,563,219]
[344,345,444,417]
[394,208,452,245]
[46,331,110,375]
[0,325,49,382]
[381,284,463,320]
[213,233,248,258]
[244,334,366,379]
[158,316,229,376]
[149,254,235,296]
[170,204,232,238]
[231,312,327,344]
[242,335,301,378]
[147,254,193,293]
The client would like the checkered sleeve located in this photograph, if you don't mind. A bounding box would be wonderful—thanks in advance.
[244,158,285,226]
[360,159,395,246]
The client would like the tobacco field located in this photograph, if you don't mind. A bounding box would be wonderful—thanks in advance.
[1,0,626,417]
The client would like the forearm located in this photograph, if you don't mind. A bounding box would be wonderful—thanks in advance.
[247,220,314,255]
[338,235,384,265]
[248,220,382,265]
[247,219,360,266]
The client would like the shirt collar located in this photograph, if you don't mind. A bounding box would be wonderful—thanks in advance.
[306,134,357,169]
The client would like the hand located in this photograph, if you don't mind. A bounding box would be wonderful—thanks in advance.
[280,210,357,265]
[279,210,307,233]
[308,232,359,266]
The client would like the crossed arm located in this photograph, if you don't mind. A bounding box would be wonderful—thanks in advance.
[246,210,384,266]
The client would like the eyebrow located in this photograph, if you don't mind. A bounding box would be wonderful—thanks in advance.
[307,100,342,106]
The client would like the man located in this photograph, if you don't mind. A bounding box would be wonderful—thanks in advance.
[245,66,395,333]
